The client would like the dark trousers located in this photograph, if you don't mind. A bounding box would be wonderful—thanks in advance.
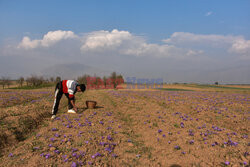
[52,82,75,115]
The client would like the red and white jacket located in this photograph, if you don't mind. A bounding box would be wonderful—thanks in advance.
[62,80,79,99]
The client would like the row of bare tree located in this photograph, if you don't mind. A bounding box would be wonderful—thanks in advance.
[0,72,124,89]
[0,75,62,89]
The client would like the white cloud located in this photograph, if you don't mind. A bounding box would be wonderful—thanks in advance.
[163,32,250,57]
[163,32,237,45]
[18,30,77,49]
[230,38,250,54]
[16,29,250,59]
[81,29,132,50]
[18,37,40,49]
[80,29,200,58]
[205,11,213,16]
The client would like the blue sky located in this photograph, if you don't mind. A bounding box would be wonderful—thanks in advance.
[1,0,249,41]
[0,0,249,83]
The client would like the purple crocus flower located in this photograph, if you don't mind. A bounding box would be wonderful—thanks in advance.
[54,133,60,137]
[105,146,113,153]
[242,135,248,139]
[54,150,60,154]
[174,145,181,150]
[112,153,118,158]
[71,162,77,167]
[51,128,58,131]
[225,161,230,165]
[50,138,55,142]
[8,153,13,157]
[158,129,162,133]
[180,122,184,128]
[45,153,51,159]
[244,152,249,157]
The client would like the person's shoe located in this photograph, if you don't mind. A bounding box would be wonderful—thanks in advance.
[51,115,56,120]
[68,109,76,114]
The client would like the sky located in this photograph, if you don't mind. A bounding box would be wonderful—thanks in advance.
[0,0,249,83]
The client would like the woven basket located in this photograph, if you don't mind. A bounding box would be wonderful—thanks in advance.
[86,100,97,109]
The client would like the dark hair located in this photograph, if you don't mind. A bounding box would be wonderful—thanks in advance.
[79,84,86,92]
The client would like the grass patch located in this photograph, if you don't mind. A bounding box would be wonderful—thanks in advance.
[9,83,54,90]
[187,84,250,91]
[156,88,193,91]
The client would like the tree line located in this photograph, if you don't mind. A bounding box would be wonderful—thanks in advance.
[0,72,124,89]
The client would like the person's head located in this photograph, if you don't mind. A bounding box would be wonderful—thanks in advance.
[76,84,86,92]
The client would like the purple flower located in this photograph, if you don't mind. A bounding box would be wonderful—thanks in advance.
[92,152,101,159]
[50,138,55,142]
[112,153,118,158]
[225,161,230,165]
[71,162,77,167]
[54,150,60,154]
[107,135,113,141]
[162,134,166,137]
[180,122,184,128]
[189,140,194,144]
[128,139,132,142]
[88,161,93,165]
[105,146,113,153]
[244,152,249,157]
[181,151,186,154]
[158,129,162,133]
[45,153,51,159]
[54,133,60,137]
[79,151,86,157]
[242,135,248,139]
[8,153,13,157]
[99,121,104,125]
[51,128,58,131]
[174,145,181,150]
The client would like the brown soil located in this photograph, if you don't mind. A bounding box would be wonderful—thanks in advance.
[0,88,249,167]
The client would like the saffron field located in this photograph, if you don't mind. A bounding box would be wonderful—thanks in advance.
[0,85,249,166]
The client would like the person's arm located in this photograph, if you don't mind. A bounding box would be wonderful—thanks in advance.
[70,99,77,111]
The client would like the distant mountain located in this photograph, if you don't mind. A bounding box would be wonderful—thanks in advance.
[41,63,112,79]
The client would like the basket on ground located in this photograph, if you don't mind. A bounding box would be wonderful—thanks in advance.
[86,100,97,109]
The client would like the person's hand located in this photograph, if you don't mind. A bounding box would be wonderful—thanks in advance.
[73,107,78,112]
